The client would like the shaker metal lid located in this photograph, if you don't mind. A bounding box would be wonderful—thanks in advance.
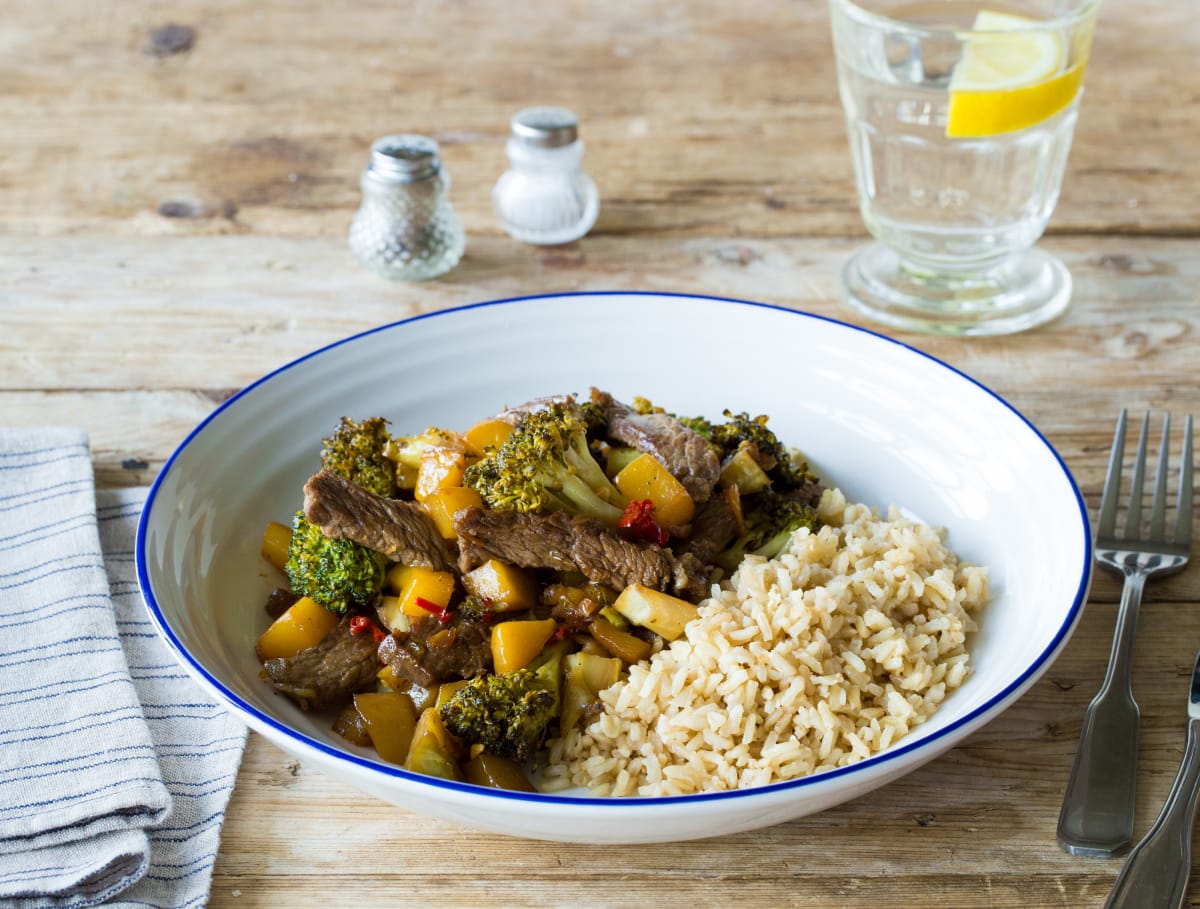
[510,106,579,148]
[367,134,441,182]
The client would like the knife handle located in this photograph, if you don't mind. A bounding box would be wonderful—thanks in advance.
[1104,719,1200,909]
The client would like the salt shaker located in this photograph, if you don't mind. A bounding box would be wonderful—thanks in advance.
[348,134,465,281]
[492,107,599,245]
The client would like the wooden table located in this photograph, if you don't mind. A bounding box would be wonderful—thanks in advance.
[4,1,1198,906]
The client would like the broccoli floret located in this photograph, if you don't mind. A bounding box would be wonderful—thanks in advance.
[387,426,464,473]
[439,647,563,762]
[714,491,820,571]
[630,396,662,415]
[463,401,627,525]
[456,594,498,623]
[321,416,397,497]
[707,411,816,490]
[284,514,387,615]
[578,399,608,441]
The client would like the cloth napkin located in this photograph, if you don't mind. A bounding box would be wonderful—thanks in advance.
[0,428,247,909]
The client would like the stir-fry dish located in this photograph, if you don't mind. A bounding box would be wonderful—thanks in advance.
[255,389,824,791]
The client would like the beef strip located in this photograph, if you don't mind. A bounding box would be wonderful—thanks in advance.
[453,506,710,602]
[590,388,720,505]
[675,490,741,564]
[302,469,456,573]
[261,617,380,711]
[377,615,493,687]
[670,552,714,602]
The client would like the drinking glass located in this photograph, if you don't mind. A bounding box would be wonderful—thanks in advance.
[829,0,1099,336]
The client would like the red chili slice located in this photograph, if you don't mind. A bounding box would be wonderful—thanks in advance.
[414,596,453,625]
[349,615,388,642]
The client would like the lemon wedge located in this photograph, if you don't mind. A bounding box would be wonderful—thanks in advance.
[946,10,1084,139]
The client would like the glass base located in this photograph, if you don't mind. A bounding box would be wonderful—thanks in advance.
[838,243,1072,337]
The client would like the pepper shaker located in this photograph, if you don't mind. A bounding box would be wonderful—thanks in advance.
[492,107,599,245]
[348,134,465,281]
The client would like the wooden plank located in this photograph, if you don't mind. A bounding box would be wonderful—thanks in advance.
[3,234,1199,392]
[0,390,217,488]
[0,0,1196,239]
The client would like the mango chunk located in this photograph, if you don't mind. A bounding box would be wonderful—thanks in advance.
[434,678,471,710]
[463,418,515,457]
[256,596,339,661]
[376,595,411,633]
[394,460,419,491]
[415,447,467,503]
[562,651,622,731]
[386,565,456,619]
[332,703,372,746]
[462,559,539,612]
[491,618,557,673]
[612,583,699,641]
[422,486,484,539]
[718,444,772,495]
[401,680,438,713]
[464,752,536,792]
[405,707,463,781]
[354,691,417,764]
[614,452,695,526]
[376,663,402,690]
[260,521,292,572]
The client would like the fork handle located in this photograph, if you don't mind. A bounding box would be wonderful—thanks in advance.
[1058,570,1147,856]
[1103,718,1200,909]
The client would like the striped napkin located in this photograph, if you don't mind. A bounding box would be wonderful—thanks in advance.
[0,428,247,909]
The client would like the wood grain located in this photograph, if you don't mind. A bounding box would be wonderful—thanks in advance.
[4,0,1200,904]
[1,0,1197,240]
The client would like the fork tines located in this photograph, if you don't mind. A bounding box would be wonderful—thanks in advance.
[1098,410,1194,550]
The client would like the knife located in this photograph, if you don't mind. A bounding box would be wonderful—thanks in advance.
[1104,649,1200,909]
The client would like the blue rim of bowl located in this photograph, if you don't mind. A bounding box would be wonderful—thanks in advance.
[137,290,1092,810]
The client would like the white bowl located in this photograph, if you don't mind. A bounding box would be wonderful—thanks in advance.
[137,291,1091,844]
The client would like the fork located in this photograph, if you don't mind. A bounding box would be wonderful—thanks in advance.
[1103,648,1200,908]
[1057,410,1194,857]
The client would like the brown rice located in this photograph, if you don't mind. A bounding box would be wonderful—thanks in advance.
[540,487,988,796]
